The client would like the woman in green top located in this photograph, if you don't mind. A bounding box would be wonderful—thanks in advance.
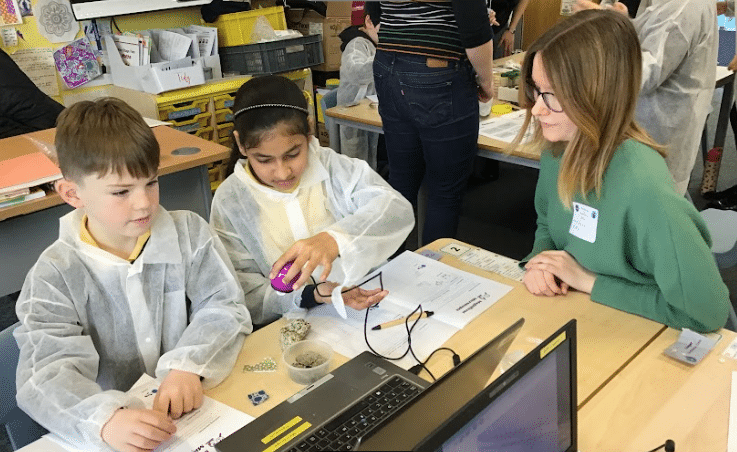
[515,9,729,332]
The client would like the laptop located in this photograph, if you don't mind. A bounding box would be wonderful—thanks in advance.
[412,319,578,452]
[215,318,525,452]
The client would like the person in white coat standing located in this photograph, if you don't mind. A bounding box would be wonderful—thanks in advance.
[337,9,381,169]
[577,0,717,195]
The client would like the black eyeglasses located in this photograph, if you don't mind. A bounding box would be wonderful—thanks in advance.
[525,82,563,113]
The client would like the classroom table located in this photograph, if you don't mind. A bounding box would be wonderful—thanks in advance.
[207,238,665,418]
[22,238,722,452]
[0,126,229,298]
[578,327,737,451]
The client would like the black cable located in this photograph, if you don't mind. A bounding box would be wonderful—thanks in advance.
[313,272,384,298]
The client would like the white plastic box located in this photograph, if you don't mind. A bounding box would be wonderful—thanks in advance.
[104,35,222,94]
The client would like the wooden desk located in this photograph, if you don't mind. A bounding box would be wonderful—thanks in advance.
[207,238,666,417]
[0,126,229,298]
[579,327,737,451]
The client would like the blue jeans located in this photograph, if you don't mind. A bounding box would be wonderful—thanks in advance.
[373,50,479,245]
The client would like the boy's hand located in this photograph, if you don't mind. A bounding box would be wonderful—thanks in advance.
[101,408,176,452]
[314,282,388,310]
[153,370,203,420]
[270,232,340,290]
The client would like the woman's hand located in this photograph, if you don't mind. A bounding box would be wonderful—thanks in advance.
[525,250,596,294]
[499,30,514,57]
[523,268,569,296]
[270,232,340,291]
[314,282,388,311]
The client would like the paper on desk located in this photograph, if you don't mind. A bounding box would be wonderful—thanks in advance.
[45,374,253,452]
[478,109,533,144]
[457,247,525,282]
[304,251,513,368]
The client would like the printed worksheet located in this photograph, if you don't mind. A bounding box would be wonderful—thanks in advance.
[43,374,253,452]
[304,252,513,368]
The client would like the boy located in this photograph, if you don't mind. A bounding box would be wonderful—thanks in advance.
[14,98,253,451]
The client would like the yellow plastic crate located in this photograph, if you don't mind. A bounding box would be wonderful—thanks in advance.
[214,109,234,124]
[168,112,212,132]
[158,98,209,121]
[214,92,237,110]
[192,126,215,141]
[214,6,287,48]
[219,135,234,149]
[217,122,235,140]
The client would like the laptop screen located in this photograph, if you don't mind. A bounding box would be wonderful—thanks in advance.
[414,320,577,452]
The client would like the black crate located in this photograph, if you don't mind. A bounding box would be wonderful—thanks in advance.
[220,34,324,76]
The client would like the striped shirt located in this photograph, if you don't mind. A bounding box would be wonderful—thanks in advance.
[376,1,492,60]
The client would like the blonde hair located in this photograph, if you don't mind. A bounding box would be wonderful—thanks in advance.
[512,9,665,208]
[55,97,159,183]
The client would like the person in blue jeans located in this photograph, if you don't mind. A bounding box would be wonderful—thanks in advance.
[371,1,495,246]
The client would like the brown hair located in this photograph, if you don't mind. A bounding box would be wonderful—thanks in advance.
[55,97,159,183]
[512,9,665,208]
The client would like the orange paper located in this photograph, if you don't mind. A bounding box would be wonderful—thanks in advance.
[0,152,62,195]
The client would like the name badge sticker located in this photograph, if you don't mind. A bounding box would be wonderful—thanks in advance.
[569,202,598,243]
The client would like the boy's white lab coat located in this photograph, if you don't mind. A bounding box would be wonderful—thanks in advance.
[634,0,717,194]
[210,137,414,326]
[14,208,252,451]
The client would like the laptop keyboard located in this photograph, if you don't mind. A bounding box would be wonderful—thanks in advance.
[287,375,423,452]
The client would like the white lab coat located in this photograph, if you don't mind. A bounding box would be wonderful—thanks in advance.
[210,137,414,326]
[337,36,380,168]
[14,208,252,451]
[634,0,717,194]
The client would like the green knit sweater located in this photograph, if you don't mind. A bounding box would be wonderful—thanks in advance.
[523,139,729,332]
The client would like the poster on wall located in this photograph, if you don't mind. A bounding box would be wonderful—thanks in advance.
[33,0,79,43]
[0,0,23,26]
[9,47,60,96]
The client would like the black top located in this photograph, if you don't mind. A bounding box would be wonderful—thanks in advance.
[0,49,64,139]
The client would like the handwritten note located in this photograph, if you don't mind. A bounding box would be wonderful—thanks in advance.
[9,47,59,96]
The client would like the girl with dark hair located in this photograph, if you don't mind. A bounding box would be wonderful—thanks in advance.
[210,75,414,326]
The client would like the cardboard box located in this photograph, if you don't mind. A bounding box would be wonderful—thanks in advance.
[288,9,350,71]
[317,122,330,147]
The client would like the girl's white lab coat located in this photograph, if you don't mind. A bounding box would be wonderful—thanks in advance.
[210,137,414,326]
[14,208,252,451]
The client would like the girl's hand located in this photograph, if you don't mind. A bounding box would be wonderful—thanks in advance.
[101,408,176,452]
[523,268,569,296]
[573,0,601,12]
[314,282,388,311]
[525,250,596,294]
[270,232,340,290]
[153,370,203,420]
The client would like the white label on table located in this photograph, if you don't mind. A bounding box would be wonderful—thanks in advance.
[569,202,598,243]
[441,242,471,257]
[458,248,525,282]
